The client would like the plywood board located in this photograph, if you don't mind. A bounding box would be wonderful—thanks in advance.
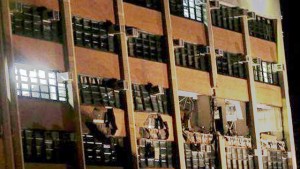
[13,35,65,71]
[130,57,169,88]
[171,16,207,45]
[71,0,115,22]
[255,82,282,107]
[216,75,249,102]
[213,27,245,54]
[18,97,74,131]
[177,67,212,96]
[250,37,277,62]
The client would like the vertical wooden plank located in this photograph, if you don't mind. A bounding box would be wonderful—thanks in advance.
[0,0,25,169]
[275,18,297,168]
[205,3,226,168]
[59,0,86,169]
[218,135,227,168]
[0,4,15,169]
[113,0,139,169]
[205,1,218,91]
[161,0,186,168]
[241,15,263,169]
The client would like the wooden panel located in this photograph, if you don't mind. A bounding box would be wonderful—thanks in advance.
[80,105,126,137]
[176,67,211,95]
[18,97,74,131]
[25,163,68,169]
[135,112,174,141]
[255,82,282,107]
[129,58,169,88]
[75,47,120,79]
[216,75,249,102]
[13,35,65,71]
[19,0,59,10]
[250,37,277,62]
[124,3,163,35]
[213,27,245,54]
[71,0,115,22]
[171,16,207,45]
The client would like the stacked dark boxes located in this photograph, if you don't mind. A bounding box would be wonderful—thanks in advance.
[185,143,216,169]
[262,149,289,169]
[132,84,169,114]
[138,139,173,168]
[216,52,246,78]
[248,15,275,41]
[82,134,124,166]
[72,16,115,52]
[78,75,123,109]
[127,32,164,63]
[169,0,184,17]
[11,3,61,42]
[22,129,75,163]
[211,5,242,32]
[174,43,210,71]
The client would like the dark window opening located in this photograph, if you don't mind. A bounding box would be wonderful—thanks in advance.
[216,52,246,79]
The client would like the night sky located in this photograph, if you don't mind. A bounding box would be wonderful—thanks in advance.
[280,0,300,158]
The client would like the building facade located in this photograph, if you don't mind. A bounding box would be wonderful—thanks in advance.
[0,0,296,169]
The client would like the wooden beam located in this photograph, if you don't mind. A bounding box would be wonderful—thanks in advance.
[161,0,186,168]
[0,0,25,169]
[275,18,297,169]
[59,0,86,169]
[241,15,263,169]
[205,3,228,169]
[0,4,15,169]
[205,1,218,92]
[113,0,139,169]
